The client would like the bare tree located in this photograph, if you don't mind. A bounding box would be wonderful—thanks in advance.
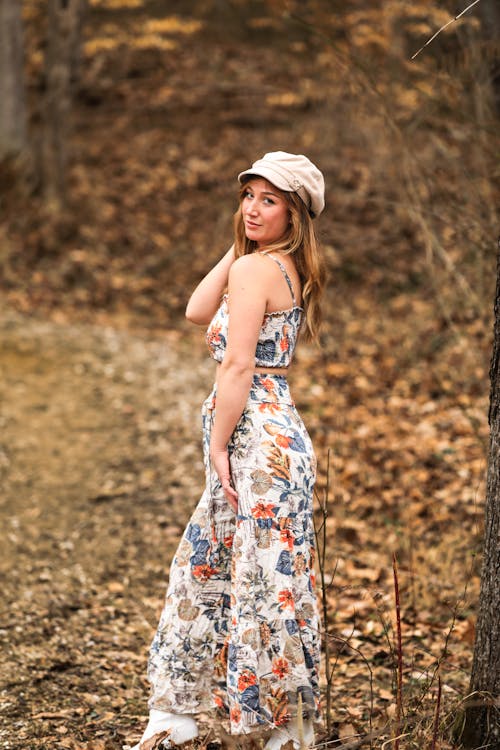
[43,0,87,206]
[461,242,500,748]
[0,0,27,160]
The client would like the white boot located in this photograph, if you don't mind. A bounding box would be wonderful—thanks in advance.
[130,709,199,750]
[264,718,314,750]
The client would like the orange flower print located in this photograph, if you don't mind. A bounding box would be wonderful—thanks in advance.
[272,657,290,678]
[224,533,234,548]
[260,377,276,392]
[251,501,276,519]
[192,564,218,582]
[214,693,225,708]
[280,325,290,353]
[238,670,257,692]
[230,705,242,724]
[259,402,281,415]
[278,589,295,611]
[274,708,291,726]
[276,434,292,449]
[280,528,295,551]
[207,322,222,345]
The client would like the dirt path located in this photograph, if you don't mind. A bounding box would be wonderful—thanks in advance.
[0,309,213,749]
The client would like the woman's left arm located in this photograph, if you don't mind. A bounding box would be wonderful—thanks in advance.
[210,254,268,511]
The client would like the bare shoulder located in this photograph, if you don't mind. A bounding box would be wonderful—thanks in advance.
[229,253,274,284]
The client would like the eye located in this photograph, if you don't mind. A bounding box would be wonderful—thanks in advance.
[263,197,276,205]
[244,190,254,200]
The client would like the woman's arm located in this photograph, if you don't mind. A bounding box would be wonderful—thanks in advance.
[185,245,235,325]
[209,254,268,511]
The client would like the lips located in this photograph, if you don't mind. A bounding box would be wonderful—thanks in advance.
[245,221,260,229]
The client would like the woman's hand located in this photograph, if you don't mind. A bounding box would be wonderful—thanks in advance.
[210,443,238,512]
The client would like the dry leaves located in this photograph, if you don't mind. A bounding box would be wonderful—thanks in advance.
[1,0,497,749]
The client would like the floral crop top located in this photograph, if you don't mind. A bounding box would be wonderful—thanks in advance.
[206,254,303,368]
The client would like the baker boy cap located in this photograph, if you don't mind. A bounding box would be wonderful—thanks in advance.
[238,151,325,218]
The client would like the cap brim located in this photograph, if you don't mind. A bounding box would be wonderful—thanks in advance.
[237,167,291,193]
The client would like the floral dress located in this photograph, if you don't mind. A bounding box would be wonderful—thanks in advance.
[147,255,321,736]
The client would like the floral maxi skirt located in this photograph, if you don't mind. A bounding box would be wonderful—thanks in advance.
[147,374,322,735]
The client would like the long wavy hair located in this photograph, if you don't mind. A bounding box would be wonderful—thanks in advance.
[233,181,325,342]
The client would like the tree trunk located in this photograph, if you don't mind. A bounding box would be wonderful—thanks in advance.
[0,0,27,159]
[461,242,500,748]
[479,0,500,115]
[42,0,87,206]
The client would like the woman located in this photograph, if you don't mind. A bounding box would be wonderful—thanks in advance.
[133,152,326,750]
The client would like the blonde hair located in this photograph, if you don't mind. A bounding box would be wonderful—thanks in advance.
[233,183,325,342]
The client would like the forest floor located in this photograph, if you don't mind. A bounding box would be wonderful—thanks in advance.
[0,309,211,750]
[0,297,490,750]
[1,0,499,748]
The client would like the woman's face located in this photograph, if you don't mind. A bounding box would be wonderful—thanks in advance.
[241,178,290,248]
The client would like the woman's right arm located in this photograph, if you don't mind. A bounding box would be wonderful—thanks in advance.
[185,245,235,325]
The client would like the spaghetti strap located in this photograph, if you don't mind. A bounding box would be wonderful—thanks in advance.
[262,252,297,306]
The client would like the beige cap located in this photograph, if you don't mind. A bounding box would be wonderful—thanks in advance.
[238,151,325,218]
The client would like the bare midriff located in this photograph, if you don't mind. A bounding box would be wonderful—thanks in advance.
[215,363,289,377]
[254,365,288,375]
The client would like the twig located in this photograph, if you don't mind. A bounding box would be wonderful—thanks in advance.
[314,729,384,750]
[392,554,403,750]
[313,449,333,735]
[371,591,395,663]
[31,711,73,719]
[411,0,482,60]
[320,629,375,745]
[430,675,442,750]
[413,552,476,715]
[314,453,374,744]
[381,733,411,750]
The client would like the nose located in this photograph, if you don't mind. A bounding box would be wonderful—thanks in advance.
[245,197,258,215]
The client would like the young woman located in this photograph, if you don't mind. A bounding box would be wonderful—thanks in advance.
[132,152,326,750]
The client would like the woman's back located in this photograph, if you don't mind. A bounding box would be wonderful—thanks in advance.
[206,253,304,368]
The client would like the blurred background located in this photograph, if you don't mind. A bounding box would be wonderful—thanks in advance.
[0,1,499,748]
